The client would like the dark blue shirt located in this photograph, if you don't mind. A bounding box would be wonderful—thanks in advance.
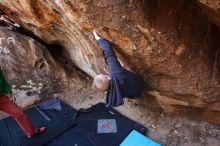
[98,38,144,107]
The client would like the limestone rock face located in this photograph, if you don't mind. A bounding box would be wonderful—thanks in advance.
[0,0,219,123]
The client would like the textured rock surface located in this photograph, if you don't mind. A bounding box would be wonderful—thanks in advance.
[198,0,220,28]
[0,27,66,107]
[0,0,219,123]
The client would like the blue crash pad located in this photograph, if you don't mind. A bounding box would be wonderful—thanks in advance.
[120,130,161,146]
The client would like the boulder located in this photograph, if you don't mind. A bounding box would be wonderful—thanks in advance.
[0,0,219,123]
[0,27,66,107]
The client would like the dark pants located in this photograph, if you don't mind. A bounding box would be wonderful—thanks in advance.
[0,94,37,136]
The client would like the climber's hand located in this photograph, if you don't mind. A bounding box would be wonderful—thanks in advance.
[92,30,101,41]
[14,23,20,27]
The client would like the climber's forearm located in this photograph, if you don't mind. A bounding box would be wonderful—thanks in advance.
[98,38,123,74]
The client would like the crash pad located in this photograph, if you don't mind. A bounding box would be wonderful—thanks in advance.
[46,128,94,146]
[0,101,76,146]
[120,130,161,146]
[73,102,146,146]
[1,101,147,146]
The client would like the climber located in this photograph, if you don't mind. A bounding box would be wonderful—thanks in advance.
[0,67,46,138]
[92,30,144,107]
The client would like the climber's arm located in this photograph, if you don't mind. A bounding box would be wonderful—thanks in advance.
[98,38,123,74]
